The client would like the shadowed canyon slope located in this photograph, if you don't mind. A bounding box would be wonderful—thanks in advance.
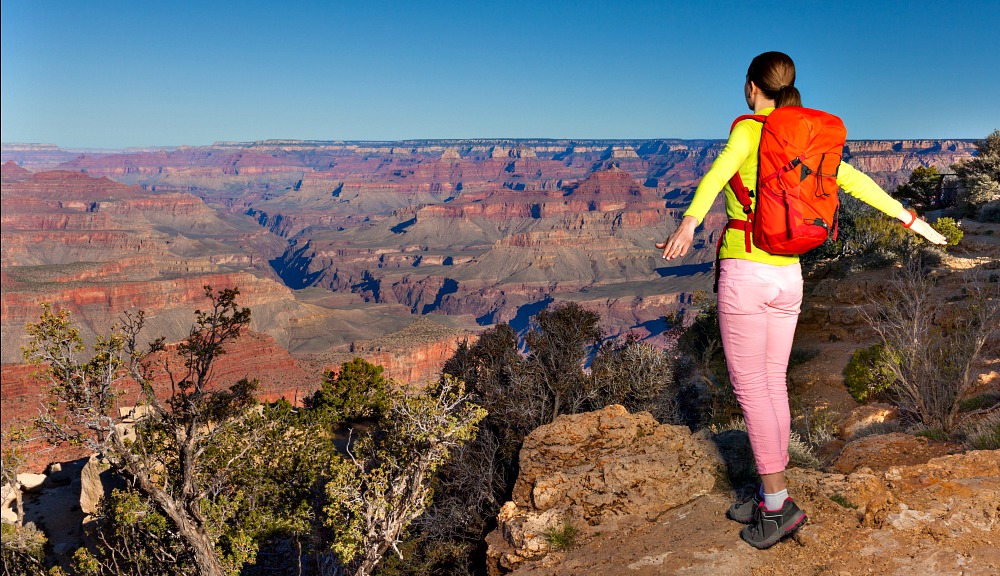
[2,138,977,401]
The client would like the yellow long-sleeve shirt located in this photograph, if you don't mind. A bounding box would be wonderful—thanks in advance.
[681,107,905,265]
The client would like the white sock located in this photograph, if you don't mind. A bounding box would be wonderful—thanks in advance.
[764,489,788,511]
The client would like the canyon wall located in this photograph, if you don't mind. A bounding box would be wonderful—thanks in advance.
[2,137,977,394]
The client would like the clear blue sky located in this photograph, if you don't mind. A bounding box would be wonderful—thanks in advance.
[2,0,998,149]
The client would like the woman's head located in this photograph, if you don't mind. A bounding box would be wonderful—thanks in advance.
[745,51,801,108]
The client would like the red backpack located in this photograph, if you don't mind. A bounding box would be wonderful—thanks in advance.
[725,107,847,255]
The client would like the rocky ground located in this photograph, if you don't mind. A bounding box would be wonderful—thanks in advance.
[487,406,999,576]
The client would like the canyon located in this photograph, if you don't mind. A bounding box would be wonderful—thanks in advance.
[1,137,978,453]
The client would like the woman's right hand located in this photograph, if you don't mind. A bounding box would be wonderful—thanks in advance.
[656,215,700,260]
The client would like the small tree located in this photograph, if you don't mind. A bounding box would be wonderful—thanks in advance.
[324,376,486,576]
[896,165,943,214]
[0,425,33,526]
[1,425,47,576]
[524,302,602,420]
[24,288,269,576]
[952,129,1000,218]
[308,357,392,422]
[863,262,1000,432]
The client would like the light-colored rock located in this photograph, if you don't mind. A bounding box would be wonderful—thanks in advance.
[1,482,15,509]
[486,405,721,574]
[504,449,1000,576]
[17,473,46,493]
[80,455,110,516]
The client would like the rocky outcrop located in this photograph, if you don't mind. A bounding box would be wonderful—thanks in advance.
[490,405,999,576]
[485,405,722,574]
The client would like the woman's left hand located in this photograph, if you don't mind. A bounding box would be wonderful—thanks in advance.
[897,209,947,245]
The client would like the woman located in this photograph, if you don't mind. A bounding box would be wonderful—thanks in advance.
[656,51,946,549]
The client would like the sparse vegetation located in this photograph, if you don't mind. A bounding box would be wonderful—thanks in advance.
[792,402,838,447]
[673,301,739,428]
[963,412,1000,450]
[913,427,951,442]
[829,494,858,509]
[711,417,821,472]
[952,129,1000,219]
[19,289,484,576]
[862,262,1000,432]
[959,391,1000,413]
[1,521,47,576]
[543,519,578,551]
[848,421,904,441]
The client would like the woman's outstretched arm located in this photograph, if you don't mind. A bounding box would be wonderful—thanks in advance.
[838,162,947,245]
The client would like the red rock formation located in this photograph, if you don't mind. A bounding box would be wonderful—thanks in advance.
[1,331,314,473]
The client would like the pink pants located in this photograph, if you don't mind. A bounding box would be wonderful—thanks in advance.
[717,258,803,475]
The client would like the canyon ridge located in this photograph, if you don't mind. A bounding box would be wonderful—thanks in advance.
[0,137,978,467]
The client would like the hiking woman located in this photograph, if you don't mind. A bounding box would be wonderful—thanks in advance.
[655,51,946,549]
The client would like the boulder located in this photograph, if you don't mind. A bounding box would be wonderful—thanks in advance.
[486,405,721,574]
[80,455,111,516]
[17,473,47,493]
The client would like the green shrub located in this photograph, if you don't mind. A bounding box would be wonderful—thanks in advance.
[307,357,392,422]
[931,217,964,248]
[544,520,578,551]
[830,494,858,509]
[844,344,896,402]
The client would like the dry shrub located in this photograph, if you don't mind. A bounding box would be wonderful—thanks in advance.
[863,261,1000,432]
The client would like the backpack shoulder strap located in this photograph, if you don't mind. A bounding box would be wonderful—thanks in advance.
[729,114,766,132]
[723,114,767,256]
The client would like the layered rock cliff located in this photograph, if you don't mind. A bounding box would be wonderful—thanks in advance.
[1,137,979,386]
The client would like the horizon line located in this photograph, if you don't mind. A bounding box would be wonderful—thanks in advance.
[1,135,982,153]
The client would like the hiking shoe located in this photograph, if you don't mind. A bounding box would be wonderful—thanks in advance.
[740,498,807,549]
[727,487,762,524]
